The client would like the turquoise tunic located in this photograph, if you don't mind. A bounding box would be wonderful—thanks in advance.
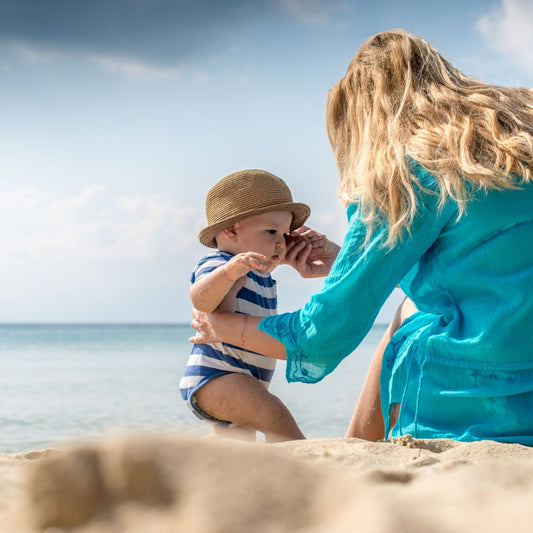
[259,162,533,445]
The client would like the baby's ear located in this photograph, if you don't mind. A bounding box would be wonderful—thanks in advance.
[221,224,238,240]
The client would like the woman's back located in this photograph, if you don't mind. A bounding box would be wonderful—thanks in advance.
[405,180,533,361]
[391,180,533,443]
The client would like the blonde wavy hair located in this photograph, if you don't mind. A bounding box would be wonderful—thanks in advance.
[326,29,533,246]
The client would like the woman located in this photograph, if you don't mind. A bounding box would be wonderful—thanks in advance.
[191,29,533,445]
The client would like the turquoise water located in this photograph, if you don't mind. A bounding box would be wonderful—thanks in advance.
[0,323,385,452]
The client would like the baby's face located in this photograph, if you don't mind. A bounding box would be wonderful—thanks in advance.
[233,211,292,270]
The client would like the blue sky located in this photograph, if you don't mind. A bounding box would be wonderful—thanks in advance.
[1,0,532,323]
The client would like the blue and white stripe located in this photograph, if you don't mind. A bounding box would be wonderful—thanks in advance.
[179,250,278,423]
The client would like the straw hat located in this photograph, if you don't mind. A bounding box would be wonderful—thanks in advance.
[199,169,311,248]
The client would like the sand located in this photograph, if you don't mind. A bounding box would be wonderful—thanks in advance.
[2,433,533,532]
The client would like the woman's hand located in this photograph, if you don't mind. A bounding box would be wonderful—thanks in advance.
[189,308,287,359]
[189,308,220,344]
[283,226,341,278]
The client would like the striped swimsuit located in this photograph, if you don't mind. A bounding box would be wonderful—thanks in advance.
[179,250,277,426]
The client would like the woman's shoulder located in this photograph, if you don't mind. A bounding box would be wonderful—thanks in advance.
[407,158,442,192]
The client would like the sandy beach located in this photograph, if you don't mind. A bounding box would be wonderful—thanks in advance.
[1,433,533,532]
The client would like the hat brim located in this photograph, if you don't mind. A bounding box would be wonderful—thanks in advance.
[198,202,311,248]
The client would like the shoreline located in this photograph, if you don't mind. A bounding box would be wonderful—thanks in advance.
[2,433,533,532]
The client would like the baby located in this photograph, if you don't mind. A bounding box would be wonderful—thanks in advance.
[179,169,310,441]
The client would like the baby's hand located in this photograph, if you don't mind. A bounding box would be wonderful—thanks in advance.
[223,252,270,281]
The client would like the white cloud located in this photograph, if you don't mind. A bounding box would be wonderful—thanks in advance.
[5,40,209,81]
[276,0,354,25]
[0,185,201,264]
[0,185,207,321]
[477,0,533,74]
[88,53,207,81]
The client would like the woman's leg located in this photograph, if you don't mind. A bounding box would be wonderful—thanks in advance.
[345,297,417,441]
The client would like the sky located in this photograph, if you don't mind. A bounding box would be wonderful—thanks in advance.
[1,0,532,324]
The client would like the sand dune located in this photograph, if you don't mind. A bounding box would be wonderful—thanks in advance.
[2,433,533,532]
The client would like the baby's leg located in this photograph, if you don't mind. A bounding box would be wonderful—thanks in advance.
[195,373,305,442]
[345,297,417,441]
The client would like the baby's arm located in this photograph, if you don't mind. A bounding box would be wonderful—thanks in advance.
[190,252,270,312]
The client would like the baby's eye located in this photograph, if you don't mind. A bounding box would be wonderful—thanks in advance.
[267,229,277,235]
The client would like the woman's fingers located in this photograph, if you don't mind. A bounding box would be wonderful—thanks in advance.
[283,239,309,266]
[296,243,313,273]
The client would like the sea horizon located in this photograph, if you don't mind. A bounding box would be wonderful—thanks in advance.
[0,321,392,327]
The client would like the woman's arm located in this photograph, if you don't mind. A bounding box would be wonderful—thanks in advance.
[189,309,287,360]
[259,180,458,383]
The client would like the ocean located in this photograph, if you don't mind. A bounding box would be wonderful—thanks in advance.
[0,323,386,452]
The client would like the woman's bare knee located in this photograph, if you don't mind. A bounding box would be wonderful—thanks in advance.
[399,297,417,322]
[390,297,417,334]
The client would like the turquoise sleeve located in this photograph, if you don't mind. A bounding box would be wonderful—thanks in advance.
[258,168,456,383]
